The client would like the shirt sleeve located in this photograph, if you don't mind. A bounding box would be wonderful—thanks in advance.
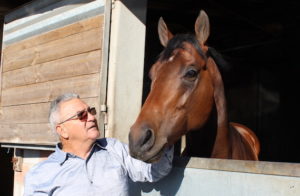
[23,170,37,196]
[107,138,173,182]
[23,161,53,196]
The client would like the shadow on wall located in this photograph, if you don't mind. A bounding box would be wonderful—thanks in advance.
[129,157,190,196]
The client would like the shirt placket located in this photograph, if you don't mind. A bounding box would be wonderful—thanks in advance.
[85,151,96,196]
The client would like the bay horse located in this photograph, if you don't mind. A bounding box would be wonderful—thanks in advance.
[129,10,260,163]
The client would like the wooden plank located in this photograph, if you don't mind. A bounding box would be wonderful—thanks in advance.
[3,15,103,53]
[1,73,100,106]
[2,50,101,89]
[0,123,57,145]
[0,96,102,144]
[0,103,50,124]
[2,27,103,72]
[0,97,100,124]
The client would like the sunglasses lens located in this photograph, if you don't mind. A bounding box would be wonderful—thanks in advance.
[76,107,96,121]
[89,107,96,115]
[78,110,88,120]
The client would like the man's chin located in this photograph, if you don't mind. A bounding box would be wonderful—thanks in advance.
[88,127,100,138]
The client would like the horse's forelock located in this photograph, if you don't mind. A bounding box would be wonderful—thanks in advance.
[158,34,206,62]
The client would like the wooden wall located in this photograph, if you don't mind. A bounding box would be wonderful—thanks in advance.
[0,15,104,145]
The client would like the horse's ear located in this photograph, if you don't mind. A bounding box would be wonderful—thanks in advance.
[158,17,173,47]
[195,10,210,46]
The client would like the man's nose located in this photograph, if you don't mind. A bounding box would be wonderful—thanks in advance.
[87,111,96,121]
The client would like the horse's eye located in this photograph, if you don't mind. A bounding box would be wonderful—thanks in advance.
[184,69,198,81]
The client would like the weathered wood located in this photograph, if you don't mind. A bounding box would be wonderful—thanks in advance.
[2,50,101,89]
[0,96,101,144]
[0,103,50,124]
[3,15,103,54]
[0,97,100,124]
[1,73,100,106]
[0,123,57,145]
[0,7,105,145]
[2,27,103,72]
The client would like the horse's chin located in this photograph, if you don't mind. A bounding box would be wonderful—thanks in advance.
[131,140,168,163]
[144,143,168,163]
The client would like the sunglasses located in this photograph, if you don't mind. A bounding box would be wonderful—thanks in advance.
[58,107,96,125]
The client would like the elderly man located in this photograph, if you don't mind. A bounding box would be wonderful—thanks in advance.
[24,93,173,196]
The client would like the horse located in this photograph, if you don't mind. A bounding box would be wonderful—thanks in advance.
[129,10,260,163]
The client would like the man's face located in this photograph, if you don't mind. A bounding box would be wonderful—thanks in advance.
[57,98,100,142]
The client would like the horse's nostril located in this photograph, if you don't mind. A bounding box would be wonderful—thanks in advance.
[141,129,153,146]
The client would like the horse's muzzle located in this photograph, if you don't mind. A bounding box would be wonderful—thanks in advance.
[129,124,155,161]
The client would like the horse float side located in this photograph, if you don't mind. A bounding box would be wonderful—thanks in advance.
[0,0,146,194]
[0,0,299,195]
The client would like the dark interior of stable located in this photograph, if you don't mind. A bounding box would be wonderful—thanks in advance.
[143,0,300,163]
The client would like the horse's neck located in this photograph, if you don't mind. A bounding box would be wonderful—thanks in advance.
[209,94,231,158]
[206,58,231,158]
[184,102,228,158]
[185,105,218,157]
[206,59,258,160]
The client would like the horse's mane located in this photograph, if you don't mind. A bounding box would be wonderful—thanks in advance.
[207,47,231,77]
[158,34,230,76]
[159,34,206,61]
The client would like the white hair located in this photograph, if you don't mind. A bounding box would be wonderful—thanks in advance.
[49,93,80,135]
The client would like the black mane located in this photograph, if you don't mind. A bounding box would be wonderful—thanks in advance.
[159,34,205,61]
[207,47,230,75]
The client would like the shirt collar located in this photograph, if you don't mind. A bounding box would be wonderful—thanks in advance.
[95,139,108,150]
[54,143,69,165]
[54,140,107,165]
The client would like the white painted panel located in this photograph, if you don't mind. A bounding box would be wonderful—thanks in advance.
[130,167,300,196]
[107,0,146,143]
[13,149,42,196]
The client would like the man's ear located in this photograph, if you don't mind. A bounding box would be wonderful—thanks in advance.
[56,125,69,139]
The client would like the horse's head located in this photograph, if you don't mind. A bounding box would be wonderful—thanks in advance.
[129,10,222,162]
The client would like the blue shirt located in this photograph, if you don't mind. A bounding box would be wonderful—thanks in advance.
[24,138,173,196]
